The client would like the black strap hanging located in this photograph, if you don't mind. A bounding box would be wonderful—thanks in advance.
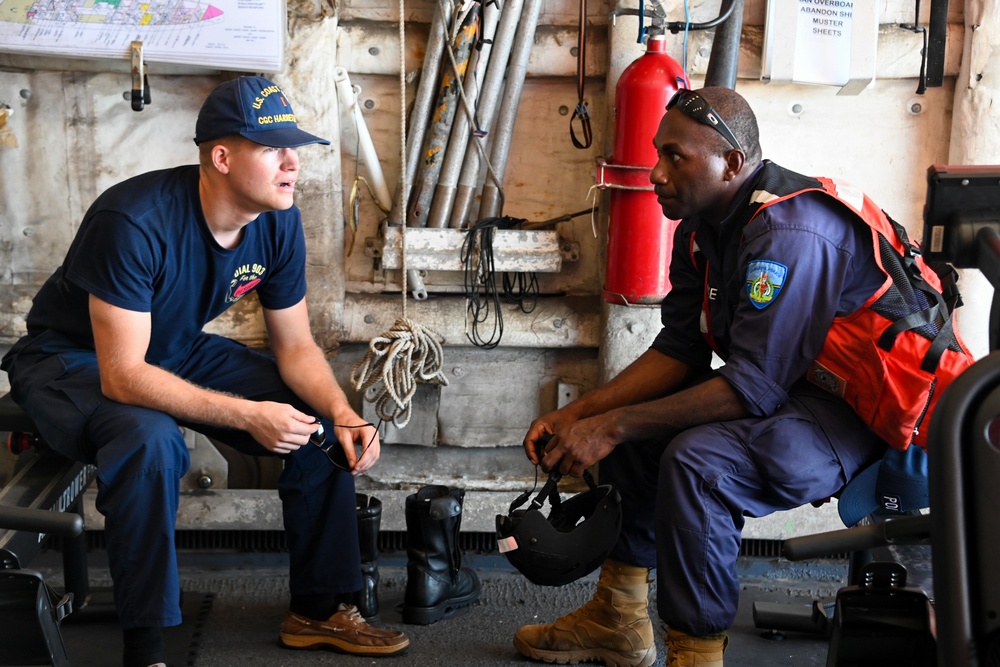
[570,0,592,149]
[899,0,928,95]
[507,468,599,515]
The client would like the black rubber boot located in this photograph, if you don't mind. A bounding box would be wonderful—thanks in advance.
[355,494,382,622]
[402,486,481,625]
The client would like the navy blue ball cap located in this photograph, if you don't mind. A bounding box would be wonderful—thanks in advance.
[838,445,930,527]
[194,76,330,148]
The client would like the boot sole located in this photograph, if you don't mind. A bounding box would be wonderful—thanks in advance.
[402,588,481,625]
[512,635,655,667]
[280,633,410,656]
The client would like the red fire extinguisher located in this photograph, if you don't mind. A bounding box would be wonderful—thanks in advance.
[599,33,689,306]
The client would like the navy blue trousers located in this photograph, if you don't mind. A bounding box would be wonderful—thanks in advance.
[5,332,360,628]
[602,383,885,636]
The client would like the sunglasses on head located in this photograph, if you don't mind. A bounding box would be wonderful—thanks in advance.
[666,89,744,154]
[308,419,381,472]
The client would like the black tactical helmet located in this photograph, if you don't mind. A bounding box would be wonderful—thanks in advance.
[496,469,622,586]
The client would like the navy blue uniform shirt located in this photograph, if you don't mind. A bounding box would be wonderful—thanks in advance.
[651,162,887,417]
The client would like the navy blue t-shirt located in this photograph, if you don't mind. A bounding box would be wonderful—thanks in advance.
[15,165,307,371]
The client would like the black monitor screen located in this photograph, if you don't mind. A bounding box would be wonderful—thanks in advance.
[922,165,1000,268]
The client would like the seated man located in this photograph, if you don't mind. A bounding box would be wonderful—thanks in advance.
[1,76,408,667]
[513,87,973,666]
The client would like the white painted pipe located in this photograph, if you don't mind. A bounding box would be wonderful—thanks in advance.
[334,66,393,212]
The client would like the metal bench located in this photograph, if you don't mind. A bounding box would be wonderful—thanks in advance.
[0,391,96,667]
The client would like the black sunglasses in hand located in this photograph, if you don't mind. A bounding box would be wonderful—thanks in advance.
[308,419,381,472]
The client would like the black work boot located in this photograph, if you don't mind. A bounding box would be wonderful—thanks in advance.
[402,485,481,625]
[355,494,382,622]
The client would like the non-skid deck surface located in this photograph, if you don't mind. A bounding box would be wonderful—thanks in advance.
[163,557,833,666]
[36,553,838,666]
[60,589,213,667]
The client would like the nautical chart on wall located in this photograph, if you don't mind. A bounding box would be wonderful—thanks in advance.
[0,0,284,71]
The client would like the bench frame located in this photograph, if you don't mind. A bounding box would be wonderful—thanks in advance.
[1,392,95,667]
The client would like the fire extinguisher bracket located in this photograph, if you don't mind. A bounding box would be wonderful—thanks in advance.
[595,157,655,191]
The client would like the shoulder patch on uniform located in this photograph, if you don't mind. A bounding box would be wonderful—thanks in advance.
[745,260,788,309]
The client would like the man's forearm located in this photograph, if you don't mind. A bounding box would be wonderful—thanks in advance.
[100,360,257,430]
[274,341,355,423]
[604,375,749,444]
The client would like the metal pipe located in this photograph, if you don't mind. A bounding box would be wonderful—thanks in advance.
[476,0,544,222]
[929,351,995,667]
[783,514,931,561]
[448,0,525,228]
[0,506,84,536]
[387,2,451,299]
[703,0,743,90]
[425,0,503,228]
[334,67,393,211]
[387,2,452,226]
[406,9,479,229]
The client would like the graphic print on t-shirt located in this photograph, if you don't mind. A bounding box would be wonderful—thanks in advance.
[227,262,267,303]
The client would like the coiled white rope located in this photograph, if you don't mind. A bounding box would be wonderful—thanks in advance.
[350,318,448,428]
[349,0,448,429]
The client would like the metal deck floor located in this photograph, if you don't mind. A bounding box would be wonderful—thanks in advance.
[33,550,847,667]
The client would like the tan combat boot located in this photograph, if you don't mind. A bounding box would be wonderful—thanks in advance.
[513,559,655,667]
[664,627,728,667]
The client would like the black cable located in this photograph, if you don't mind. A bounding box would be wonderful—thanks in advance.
[463,219,500,348]
[462,219,502,349]
[461,216,537,349]
[502,271,539,314]
[665,0,736,35]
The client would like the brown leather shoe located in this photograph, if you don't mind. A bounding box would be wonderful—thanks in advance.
[279,604,410,655]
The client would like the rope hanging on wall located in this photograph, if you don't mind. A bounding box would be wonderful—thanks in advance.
[350,0,448,429]
[350,318,447,427]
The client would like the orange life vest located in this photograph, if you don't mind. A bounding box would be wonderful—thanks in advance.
[743,172,975,451]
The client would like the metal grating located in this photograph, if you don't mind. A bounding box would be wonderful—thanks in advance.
[740,538,848,560]
[59,532,795,558]
[740,538,784,559]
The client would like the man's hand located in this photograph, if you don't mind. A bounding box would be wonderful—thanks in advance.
[539,414,618,478]
[332,416,381,475]
[243,402,319,454]
[523,408,578,466]
[522,405,617,476]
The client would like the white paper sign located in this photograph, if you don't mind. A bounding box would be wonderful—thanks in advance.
[792,0,855,86]
[762,0,877,94]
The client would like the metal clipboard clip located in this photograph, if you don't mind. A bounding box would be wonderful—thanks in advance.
[130,41,151,111]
